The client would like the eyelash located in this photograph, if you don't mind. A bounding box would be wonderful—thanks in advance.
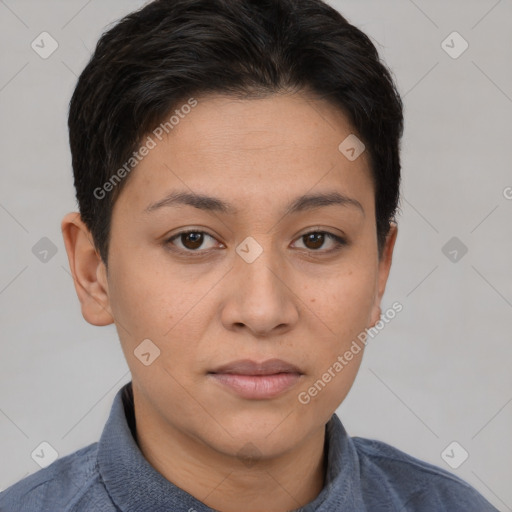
[164,228,347,257]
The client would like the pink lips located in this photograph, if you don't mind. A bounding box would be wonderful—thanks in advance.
[208,358,303,400]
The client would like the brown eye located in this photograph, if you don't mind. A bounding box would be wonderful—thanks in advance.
[165,229,346,257]
[293,231,347,252]
[166,230,219,253]
[303,232,325,250]
[180,232,205,250]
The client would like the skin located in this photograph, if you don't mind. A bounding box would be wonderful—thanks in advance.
[61,91,397,512]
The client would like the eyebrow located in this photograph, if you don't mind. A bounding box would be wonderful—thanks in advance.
[144,189,365,217]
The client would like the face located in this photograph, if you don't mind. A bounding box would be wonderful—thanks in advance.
[66,92,397,460]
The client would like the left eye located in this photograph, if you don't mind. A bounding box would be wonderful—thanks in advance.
[165,230,346,254]
[166,231,220,252]
[292,231,346,252]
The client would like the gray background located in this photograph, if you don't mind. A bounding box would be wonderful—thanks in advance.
[0,0,511,509]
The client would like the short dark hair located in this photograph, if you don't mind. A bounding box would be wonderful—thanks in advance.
[68,0,404,267]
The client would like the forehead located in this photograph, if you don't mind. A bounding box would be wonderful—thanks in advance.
[154,92,359,155]
[114,92,374,219]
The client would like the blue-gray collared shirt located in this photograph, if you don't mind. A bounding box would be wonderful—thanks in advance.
[0,382,498,511]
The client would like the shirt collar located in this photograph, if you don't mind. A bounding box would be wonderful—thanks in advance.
[97,381,362,511]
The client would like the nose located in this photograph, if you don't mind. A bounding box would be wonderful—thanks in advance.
[220,240,299,338]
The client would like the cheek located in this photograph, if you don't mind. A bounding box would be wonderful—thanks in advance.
[106,250,221,373]
[106,251,178,347]
[308,265,377,344]
[293,266,376,408]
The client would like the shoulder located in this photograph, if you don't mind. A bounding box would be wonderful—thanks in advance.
[0,442,114,512]
[351,436,498,511]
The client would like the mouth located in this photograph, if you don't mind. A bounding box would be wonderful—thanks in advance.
[207,358,304,400]
[209,358,303,376]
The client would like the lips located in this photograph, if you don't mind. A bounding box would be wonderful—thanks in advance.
[209,358,303,376]
[208,358,303,400]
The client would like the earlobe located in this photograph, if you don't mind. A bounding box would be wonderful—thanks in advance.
[369,303,382,329]
[61,212,114,326]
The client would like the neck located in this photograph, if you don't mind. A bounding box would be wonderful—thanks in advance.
[133,398,327,512]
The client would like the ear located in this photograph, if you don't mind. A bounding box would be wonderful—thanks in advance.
[61,212,114,326]
[369,222,398,327]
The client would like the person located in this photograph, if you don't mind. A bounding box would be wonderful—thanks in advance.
[0,0,499,510]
